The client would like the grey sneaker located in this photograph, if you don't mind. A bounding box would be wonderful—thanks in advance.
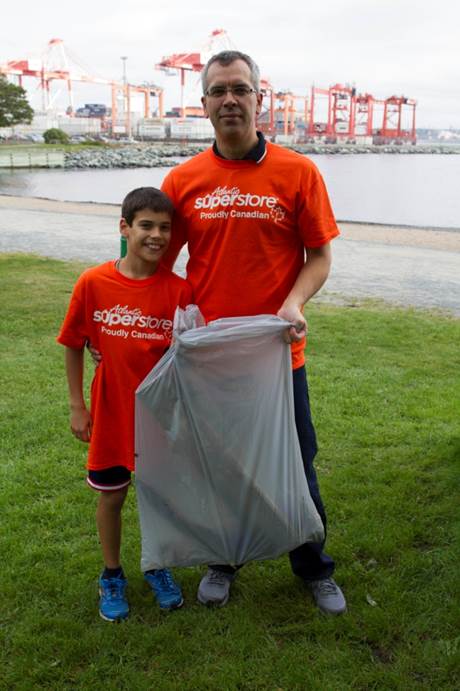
[309,577,347,615]
[197,568,235,607]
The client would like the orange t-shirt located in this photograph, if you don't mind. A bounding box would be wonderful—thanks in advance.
[162,142,339,369]
[57,261,192,471]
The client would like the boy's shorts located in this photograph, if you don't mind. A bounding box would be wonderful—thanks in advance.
[87,466,132,492]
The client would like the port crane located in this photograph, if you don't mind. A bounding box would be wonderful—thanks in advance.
[0,34,417,143]
[0,38,164,135]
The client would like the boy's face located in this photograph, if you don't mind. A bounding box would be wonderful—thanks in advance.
[120,209,171,268]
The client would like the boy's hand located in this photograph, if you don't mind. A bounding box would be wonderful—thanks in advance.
[86,341,102,367]
[70,405,92,443]
[277,303,307,344]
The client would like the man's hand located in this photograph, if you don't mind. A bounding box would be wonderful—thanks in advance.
[276,244,331,343]
[70,405,92,443]
[87,342,102,367]
[277,302,307,344]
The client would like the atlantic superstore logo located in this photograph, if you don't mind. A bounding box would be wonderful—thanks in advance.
[194,186,286,222]
[92,304,172,341]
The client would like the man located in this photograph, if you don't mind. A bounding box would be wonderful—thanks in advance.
[161,50,346,615]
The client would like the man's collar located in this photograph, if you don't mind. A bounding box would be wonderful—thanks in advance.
[212,131,267,164]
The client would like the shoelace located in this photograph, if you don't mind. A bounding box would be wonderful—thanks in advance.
[155,569,175,589]
[208,570,228,585]
[104,578,125,600]
[313,578,337,595]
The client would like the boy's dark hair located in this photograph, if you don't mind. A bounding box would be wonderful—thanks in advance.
[121,187,174,226]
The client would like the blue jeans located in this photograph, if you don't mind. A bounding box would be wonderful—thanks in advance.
[213,366,335,581]
[288,366,335,581]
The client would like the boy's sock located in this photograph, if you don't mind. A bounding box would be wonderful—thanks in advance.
[102,566,125,580]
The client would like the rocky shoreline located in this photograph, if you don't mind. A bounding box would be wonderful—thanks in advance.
[63,144,204,169]
[63,142,460,169]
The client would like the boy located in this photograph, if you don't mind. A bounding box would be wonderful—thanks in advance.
[57,187,192,622]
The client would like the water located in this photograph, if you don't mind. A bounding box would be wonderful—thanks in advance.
[1,162,459,314]
[1,153,459,229]
[309,154,460,229]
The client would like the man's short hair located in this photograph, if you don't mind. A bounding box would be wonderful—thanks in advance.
[201,50,261,94]
[121,187,174,226]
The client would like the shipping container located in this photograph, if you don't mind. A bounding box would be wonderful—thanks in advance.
[169,118,214,140]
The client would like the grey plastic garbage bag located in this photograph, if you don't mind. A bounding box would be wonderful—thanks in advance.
[135,306,324,571]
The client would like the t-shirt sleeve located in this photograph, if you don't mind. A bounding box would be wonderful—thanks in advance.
[56,274,89,349]
[161,172,187,270]
[297,165,340,248]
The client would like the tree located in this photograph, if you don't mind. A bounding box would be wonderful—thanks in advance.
[43,128,69,144]
[0,75,34,127]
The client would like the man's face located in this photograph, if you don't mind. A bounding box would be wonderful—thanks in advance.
[201,59,263,143]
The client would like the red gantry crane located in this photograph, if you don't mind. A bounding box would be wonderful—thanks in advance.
[353,93,375,139]
[307,84,416,143]
[257,91,308,138]
[1,34,417,143]
[0,38,164,135]
[329,84,356,140]
[379,95,417,143]
[156,30,282,136]
[156,28,236,118]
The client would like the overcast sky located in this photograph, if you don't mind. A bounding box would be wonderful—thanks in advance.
[2,0,459,128]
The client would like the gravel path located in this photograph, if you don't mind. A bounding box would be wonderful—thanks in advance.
[1,195,459,316]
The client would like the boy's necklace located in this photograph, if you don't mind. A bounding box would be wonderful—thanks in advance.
[115,258,157,279]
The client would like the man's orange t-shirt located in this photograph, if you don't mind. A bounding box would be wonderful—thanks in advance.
[162,142,339,369]
[57,261,192,471]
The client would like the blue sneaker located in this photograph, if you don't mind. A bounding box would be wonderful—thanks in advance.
[98,575,129,622]
[144,569,184,610]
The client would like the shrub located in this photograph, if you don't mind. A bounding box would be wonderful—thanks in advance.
[43,128,70,144]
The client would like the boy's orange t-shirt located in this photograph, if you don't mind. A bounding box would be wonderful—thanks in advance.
[161,142,339,369]
[57,261,192,471]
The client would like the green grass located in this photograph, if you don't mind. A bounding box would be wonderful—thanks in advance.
[1,253,459,690]
[0,142,110,154]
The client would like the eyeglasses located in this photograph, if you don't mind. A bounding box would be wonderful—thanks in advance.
[204,85,257,98]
